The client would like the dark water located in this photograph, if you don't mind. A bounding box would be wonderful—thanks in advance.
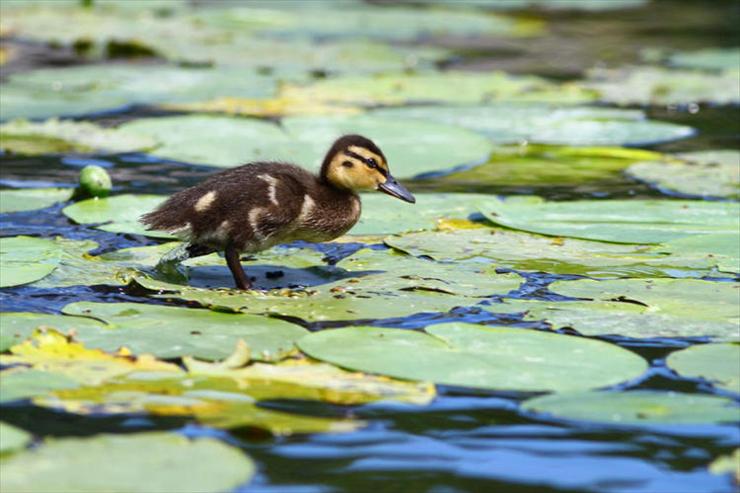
[2,1,740,492]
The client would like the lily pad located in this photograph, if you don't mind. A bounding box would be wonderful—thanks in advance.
[118,114,494,178]
[37,374,360,435]
[0,311,107,349]
[60,301,308,361]
[281,71,596,106]
[356,193,492,235]
[627,150,740,199]
[586,65,740,105]
[163,96,361,118]
[438,145,666,188]
[62,194,171,238]
[0,119,155,155]
[298,323,647,392]
[661,233,739,274]
[479,196,739,244]
[523,391,739,425]
[668,48,740,71]
[373,105,692,147]
[667,344,740,393]
[0,187,73,213]
[709,449,740,481]
[197,4,536,42]
[417,0,647,11]
[548,278,740,338]
[0,432,255,493]
[0,64,276,121]
[0,368,79,403]
[384,227,723,278]
[495,299,740,341]
[0,422,32,455]
[0,329,180,386]
[0,236,62,288]
[134,248,522,321]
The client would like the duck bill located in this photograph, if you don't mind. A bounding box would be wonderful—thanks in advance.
[378,175,415,203]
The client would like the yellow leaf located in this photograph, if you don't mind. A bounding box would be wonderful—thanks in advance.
[162,97,361,118]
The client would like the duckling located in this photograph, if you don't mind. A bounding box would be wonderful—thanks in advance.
[140,134,415,290]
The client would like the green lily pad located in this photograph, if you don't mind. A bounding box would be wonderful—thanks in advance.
[0,188,73,213]
[668,48,740,71]
[417,0,647,11]
[134,248,522,321]
[549,278,740,337]
[667,344,740,394]
[479,196,739,244]
[62,194,171,239]
[385,227,722,278]
[197,4,535,41]
[0,64,276,121]
[0,119,155,155]
[298,323,647,392]
[0,312,107,349]
[494,299,740,341]
[373,105,692,147]
[438,145,666,188]
[0,236,62,288]
[60,301,307,361]
[0,432,255,493]
[523,390,739,425]
[119,114,494,178]
[0,368,79,403]
[627,150,740,199]
[586,65,740,105]
[356,193,492,235]
[281,71,596,106]
[661,233,739,274]
[0,422,32,455]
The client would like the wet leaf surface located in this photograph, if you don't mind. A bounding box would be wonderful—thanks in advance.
[479,197,739,244]
[523,390,740,425]
[0,422,32,454]
[298,323,648,392]
[667,344,740,394]
[0,187,73,213]
[0,432,255,493]
[0,236,62,287]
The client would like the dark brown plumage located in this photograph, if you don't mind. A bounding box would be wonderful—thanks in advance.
[140,134,414,289]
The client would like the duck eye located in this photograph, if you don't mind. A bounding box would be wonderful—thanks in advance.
[342,161,353,168]
[366,158,378,169]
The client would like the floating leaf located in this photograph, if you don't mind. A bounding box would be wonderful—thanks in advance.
[0,311,107,349]
[281,71,596,106]
[668,48,740,71]
[0,368,79,403]
[298,323,647,392]
[0,65,276,121]
[523,391,739,425]
[37,373,360,435]
[586,65,740,105]
[373,105,692,147]
[495,299,739,341]
[661,233,739,274]
[61,301,308,361]
[164,96,361,118]
[0,188,73,213]
[119,114,494,178]
[548,278,740,338]
[627,150,740,199]
[385,227,720,278]
[479,196,739,244]
[416,0,647,11]
[62,194,171,238]
[0,422,32,455]
[0,236,61,288]
[438,145,667,188]
[0,329,180,385]
[0,432,256,493]
[709,449,740,482]
[667,344,740,393]
[134,248,522,321]
[0,119,155,156]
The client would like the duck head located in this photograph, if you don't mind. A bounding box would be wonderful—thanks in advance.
[320,134,416,203]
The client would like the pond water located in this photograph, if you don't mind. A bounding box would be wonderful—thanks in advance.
[1,1,738,492]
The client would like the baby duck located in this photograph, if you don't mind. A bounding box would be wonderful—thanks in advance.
[140,134,415,290]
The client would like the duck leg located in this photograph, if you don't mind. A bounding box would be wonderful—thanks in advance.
[225,243,251,290]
